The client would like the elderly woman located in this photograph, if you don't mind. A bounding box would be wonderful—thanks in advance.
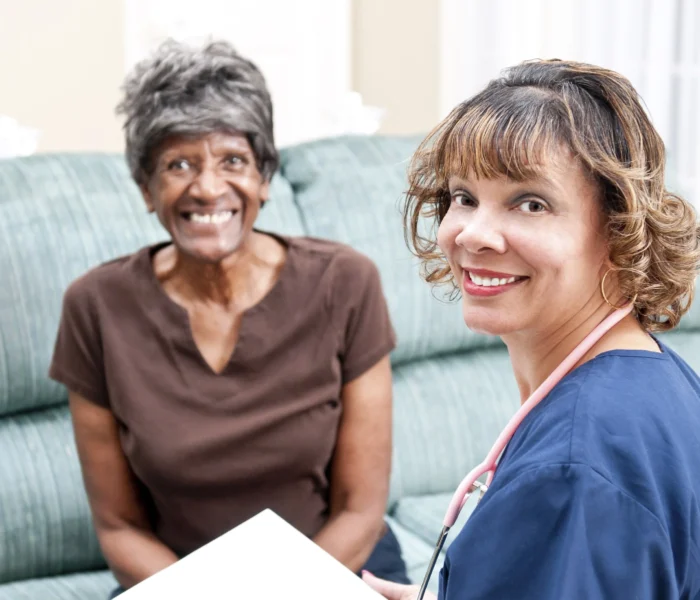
[49,40,409,596]
[364,60,700,599]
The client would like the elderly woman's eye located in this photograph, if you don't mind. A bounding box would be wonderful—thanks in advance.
[225,155,246,167]
[167,159,190,171]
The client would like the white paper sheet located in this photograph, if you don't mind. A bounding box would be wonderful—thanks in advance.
[120,509,383,599]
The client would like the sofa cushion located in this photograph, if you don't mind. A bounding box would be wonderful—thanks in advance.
[657,330,700,371]
[384,516,442,593]
[387,493,483,592]
[280,134,424,186]
[0,570,116,600]
[391,492,479,552]
[388,348,519,507]
[0,154,302,416]
[675,293,700,333]
[280,135,503,365]
[0,405,104,582]
[0,524,436,597]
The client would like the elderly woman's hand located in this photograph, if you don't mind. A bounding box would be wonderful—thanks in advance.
[362,571,436,600]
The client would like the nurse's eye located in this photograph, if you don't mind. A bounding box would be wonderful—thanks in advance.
[451,192,476,207]
[516,198,548,214]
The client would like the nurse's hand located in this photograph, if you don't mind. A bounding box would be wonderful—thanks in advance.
[362,571,437,600]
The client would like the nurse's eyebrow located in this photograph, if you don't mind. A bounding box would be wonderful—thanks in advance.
[447,176,471,190]
[447,174,560,196]
[515,172,563,195]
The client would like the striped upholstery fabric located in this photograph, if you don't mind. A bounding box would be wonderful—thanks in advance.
[386,493,483,593]
[0,570,116,600]
[392,493,479,552]
[388,348,519,507]
[384,516,443,594]
[677,289,700,331]
[0,406,104,583]
[658,330,700,371]
[0,523,441,599]
[280,136,504,365]
[0,154,302,416]
[280,134,424,186]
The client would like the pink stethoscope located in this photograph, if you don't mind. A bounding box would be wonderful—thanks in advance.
[415,304,634,599]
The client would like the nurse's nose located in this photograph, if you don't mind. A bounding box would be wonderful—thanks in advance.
[454,208,507,255]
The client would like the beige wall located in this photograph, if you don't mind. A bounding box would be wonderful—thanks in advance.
[0,0,125,153]
[0,0,439,153]
[352,0,440,135]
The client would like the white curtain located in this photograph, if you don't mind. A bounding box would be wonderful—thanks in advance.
[440,0,700,207]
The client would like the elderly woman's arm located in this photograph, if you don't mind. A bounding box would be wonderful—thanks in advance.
[70,393,179,589]
[312,356,393,571]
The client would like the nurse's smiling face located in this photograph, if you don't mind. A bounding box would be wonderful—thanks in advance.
[437,151,610,337]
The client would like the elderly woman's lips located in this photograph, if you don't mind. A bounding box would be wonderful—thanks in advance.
[181,210,237,224]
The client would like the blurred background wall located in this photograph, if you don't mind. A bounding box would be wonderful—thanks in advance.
[0,0,440,153]
[352,0,440,136]
[0,0,698,205]
[0,0,125,153]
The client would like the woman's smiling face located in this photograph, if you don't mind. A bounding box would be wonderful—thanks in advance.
[437,151,610,337]
[142,131,269,264]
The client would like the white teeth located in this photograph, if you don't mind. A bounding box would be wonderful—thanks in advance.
[212,212,233,224]
[189,211,233,224]
[468,272,518,287]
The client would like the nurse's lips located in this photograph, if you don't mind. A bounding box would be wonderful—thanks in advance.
[462,268,528,297]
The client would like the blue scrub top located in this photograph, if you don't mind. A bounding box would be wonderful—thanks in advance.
[440,342,700,599]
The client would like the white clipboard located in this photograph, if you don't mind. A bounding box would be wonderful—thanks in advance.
[120,509,383,599]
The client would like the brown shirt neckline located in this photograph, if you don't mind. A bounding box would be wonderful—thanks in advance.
[139,231,292,376]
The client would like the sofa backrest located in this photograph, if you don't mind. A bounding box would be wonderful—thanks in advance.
[3,138,696,418]
[280,134,700,345]
[279,135,504,368]
[0,153,303,417]
[0,138,698,583]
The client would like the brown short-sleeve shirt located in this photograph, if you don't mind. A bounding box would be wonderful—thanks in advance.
[49,234,396,557]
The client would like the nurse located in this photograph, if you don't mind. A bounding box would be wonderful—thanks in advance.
[364,59,700,599]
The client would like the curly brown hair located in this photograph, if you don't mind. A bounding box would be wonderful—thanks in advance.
[405,59,700,331]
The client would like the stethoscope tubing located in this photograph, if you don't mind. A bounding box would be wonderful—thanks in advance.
[415,304,634,600]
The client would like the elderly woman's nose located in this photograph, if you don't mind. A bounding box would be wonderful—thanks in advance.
[454,209,507,254]
[189,167,229,201]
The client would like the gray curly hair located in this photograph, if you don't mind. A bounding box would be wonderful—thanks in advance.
[117,39,278,185]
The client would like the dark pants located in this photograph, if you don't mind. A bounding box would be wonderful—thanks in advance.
[109,523,409,598]
[361,523,411,584]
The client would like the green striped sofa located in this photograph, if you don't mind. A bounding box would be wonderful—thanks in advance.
[1,135,698,598]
